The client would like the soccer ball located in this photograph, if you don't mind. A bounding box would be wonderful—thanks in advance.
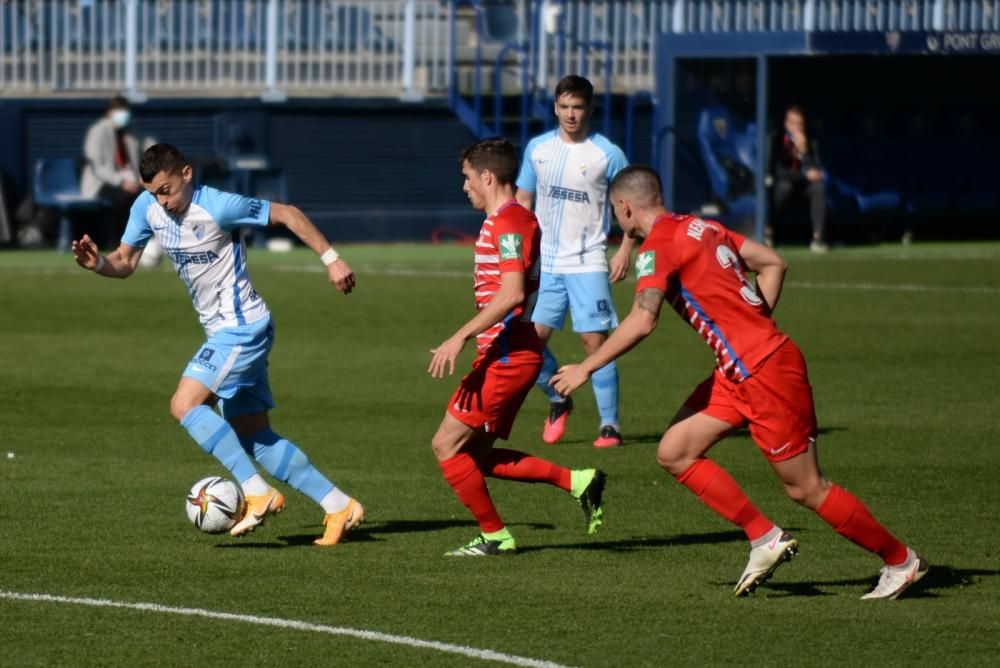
[138,238,165,268]
[185,476,246,534]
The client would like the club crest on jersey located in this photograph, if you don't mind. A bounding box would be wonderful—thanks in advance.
[191,347,218,372]
[499,233,522,260]
[635,251,656,278]
[636,251,656,278]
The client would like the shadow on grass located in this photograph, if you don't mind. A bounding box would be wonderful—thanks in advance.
[746,564,997,598]
[556,425,850,448]
[362,519,556,535]
[516,529,747,555]
[216,519,557,549]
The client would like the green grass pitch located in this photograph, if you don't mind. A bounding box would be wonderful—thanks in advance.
[1,242,998,666]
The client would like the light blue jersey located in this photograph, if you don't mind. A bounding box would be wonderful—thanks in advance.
[516,130,628,274]
[123,186,271,335]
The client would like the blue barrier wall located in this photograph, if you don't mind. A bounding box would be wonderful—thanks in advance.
[3,99,490,243]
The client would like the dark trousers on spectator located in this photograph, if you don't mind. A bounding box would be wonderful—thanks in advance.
[773,177,827,242]
[96,184,138,248]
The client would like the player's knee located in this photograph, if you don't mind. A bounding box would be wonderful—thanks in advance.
[431,433,460,462]
[656,440,688,476]
[581,334,607,355]
[783,478,828,509]
[170,393,197,422]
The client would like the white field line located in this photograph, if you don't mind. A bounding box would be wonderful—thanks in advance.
[5,262,997,295]
[785,280,1000,295]
[274,264,469,278]
[0,590,573,668]
[276,264,1000,294]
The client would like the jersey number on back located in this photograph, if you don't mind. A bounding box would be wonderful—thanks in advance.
[715,245,763,307]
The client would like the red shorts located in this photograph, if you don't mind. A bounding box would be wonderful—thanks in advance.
[447,352,541,439]
[684,339,818,462]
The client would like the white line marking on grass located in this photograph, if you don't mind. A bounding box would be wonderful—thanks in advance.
[787,280,1000,294]
[275,264,467,278]
[276,265,1000,295]
[0,590,572,668]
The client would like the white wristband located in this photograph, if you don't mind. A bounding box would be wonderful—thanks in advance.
[93,255,106,273]
[320,248,340,266]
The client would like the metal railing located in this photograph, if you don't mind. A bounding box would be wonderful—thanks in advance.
[671,0,999,33]
[1,1,996,99]
[0,0,451,98]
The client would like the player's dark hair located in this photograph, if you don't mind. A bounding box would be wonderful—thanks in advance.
[554,74,593,105]
[785,104,806,119]
[610,165,663,206]
[461,137,519,186]
[108,94,130,111]
[140,143,189,183]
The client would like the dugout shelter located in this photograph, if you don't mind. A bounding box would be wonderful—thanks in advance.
[656,11,1000,242]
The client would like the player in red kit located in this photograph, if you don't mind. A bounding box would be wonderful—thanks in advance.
[428,138,607,556]
[552,165,927,598]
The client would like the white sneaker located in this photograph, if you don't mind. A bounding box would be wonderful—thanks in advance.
[861,548,928,600]
[734,531,798,596]
[809,240,829,253]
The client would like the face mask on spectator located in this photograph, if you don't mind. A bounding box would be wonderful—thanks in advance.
[111,109,131,129]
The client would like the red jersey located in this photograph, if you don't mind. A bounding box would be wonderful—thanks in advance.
[635,213,787,382]
[472,200,542,359]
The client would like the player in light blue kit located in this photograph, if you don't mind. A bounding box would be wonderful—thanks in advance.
[71,143,365,546]
[515,75,634,447]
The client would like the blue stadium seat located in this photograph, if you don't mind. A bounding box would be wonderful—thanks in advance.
[482,0,519,43]
[248,168,287,248]
[251,168,287,204]
[824,114,902,218]
[2,1,39,53]
[1,2,14,53]
[588,3,650,50]
[826,176,901,216]
[169,1,210,51]
[696,105,757,224]
[698,104,901,237]
[33,158,108,252]
[314,5,391,53]
[53,2,121,52]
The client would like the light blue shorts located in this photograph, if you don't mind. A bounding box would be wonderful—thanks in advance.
[531,271,618,333]
[182,316,276,419]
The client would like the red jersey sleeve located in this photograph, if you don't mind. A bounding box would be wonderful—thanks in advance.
[634,225,679,295]
[722,227,748,254]
[492,216,529,274]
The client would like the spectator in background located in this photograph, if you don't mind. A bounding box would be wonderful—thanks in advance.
[81,94,142,248]
[767,105,828,253]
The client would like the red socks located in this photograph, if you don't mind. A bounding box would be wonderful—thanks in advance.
[816,484,908,566]
[483,449,571,491]
[438,449,574,534]
[675,461,908,566]
[676,459,774,541]
[439,453,504,534]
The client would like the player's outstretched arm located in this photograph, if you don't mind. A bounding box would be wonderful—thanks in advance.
[428,271,526,378]
[738,237,788,313]
[269,202,355,294]
[72,234,141,279]
[608,233,637,283]
[551,287,664,395]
